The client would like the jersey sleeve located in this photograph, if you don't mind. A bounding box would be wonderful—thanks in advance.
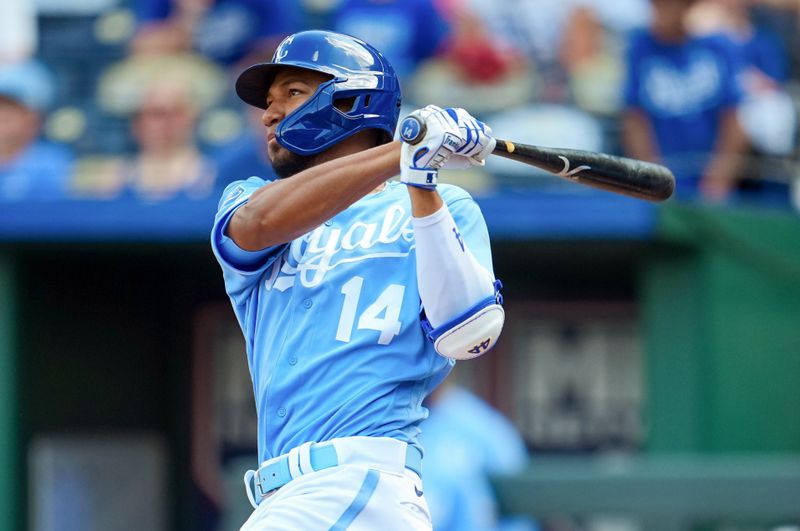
[210,177,289,301]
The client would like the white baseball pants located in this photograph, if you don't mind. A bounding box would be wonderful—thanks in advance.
[240,438,432,531]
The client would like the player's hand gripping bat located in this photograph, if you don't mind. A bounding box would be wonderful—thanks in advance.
[399,115,675,202]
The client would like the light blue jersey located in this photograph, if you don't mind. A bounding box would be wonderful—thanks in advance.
[211,178,495,464]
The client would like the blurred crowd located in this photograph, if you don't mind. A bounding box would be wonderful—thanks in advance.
[1,0,799,209]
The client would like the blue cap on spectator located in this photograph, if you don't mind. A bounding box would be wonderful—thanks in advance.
[0,60,56,112]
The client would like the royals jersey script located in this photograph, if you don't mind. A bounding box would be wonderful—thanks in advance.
[211,178,495,465]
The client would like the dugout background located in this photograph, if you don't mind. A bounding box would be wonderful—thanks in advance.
[1,201,799,530]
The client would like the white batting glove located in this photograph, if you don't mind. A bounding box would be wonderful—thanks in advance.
[399,105,464,190]
[443,107,496,169]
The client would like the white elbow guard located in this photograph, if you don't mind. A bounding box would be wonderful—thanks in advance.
[422,281,505,360]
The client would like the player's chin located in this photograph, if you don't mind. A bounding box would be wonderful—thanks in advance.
[267,142,284,163]
[270,148,315,179]
[267,146,292,178]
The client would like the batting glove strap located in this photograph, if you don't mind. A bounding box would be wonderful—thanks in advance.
[400,166,438,190]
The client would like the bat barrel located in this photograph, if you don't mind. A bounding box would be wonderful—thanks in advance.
[493,140,675,202]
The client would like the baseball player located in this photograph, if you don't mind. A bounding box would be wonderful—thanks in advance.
[211,30,504,530]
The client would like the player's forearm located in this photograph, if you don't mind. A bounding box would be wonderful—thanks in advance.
[231,141,401,250]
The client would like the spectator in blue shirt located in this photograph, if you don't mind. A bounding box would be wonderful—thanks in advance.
[330,0,449,79]
[0,60,74,201]
[420,382,537,531]
[130,0,304,66]
[622,0,749,201]
[688,0,796,206]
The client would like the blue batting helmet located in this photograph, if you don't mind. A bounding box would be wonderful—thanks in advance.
[235,30,402,156]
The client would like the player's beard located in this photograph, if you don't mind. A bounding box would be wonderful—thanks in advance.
[270,148,320,179]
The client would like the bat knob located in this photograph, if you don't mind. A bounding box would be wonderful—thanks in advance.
[399,115,426,145]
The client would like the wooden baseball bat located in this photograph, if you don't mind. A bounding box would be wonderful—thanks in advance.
[399,116,675,202]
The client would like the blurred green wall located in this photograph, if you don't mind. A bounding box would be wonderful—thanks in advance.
[2,245,224,531]
[0,256,19,531]
[643,204,800,453]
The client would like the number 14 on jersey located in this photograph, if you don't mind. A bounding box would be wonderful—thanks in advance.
[335,276,405,345]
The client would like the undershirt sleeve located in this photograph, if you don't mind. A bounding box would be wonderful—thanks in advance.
[412,203,495,328]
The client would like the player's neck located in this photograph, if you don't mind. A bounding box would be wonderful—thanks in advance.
[314,134,390,195]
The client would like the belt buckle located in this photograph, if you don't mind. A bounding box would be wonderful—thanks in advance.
[253,470,271,499]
